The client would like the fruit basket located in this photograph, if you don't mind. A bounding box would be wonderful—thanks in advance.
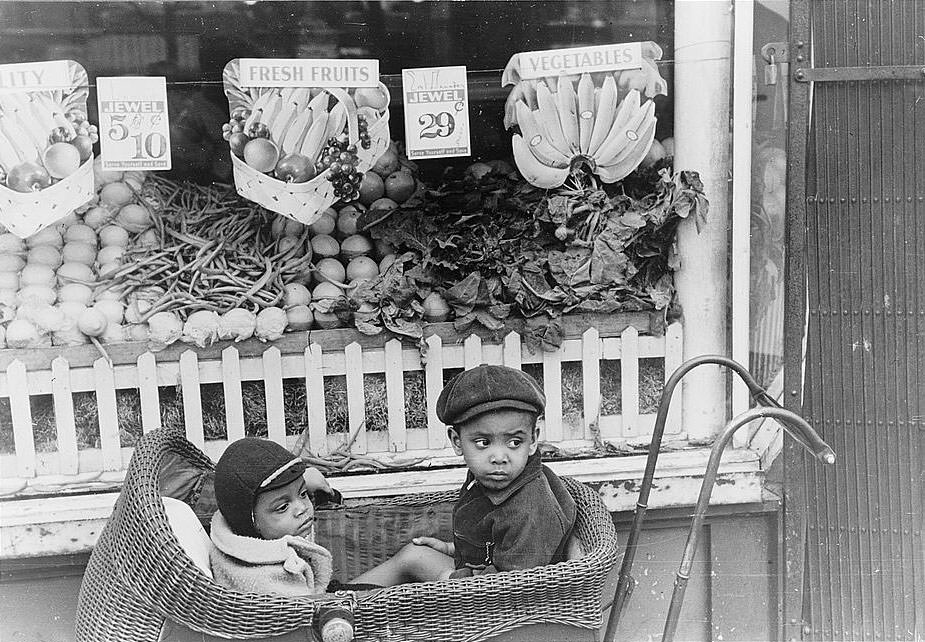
[0,60,98,238]
[223,59,392,226]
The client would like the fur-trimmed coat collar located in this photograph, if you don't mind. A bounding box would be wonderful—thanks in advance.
[209,511,333,596]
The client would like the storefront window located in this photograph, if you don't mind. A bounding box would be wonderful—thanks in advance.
[750,0,789,389]
[0,1,674,180]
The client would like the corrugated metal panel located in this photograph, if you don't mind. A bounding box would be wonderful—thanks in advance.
[798,1,925,640]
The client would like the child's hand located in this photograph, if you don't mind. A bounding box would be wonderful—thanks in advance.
[303,466,334,495]
[411,536,455,557]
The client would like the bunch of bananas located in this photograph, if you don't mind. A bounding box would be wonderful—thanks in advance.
[502,43,668,189]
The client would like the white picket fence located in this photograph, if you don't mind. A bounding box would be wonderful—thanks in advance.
[0,313,682,492]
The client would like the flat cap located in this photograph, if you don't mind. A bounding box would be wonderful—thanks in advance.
[436,364,545,426]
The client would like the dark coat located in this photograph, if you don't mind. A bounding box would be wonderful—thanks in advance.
[453,453,577,573]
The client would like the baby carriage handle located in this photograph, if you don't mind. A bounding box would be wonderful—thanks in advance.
[661,406,834,642]
[604,355,822,642]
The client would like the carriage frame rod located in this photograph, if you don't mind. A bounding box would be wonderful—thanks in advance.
[661,406,834,642]
[603,355,816,642]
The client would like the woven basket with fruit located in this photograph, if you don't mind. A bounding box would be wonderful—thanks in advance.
[501,42,668,189]
[0,60,97,239]
[222,59,391,226]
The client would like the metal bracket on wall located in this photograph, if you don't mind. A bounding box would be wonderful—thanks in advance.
[760,42,789,63]
[794,65,925,82]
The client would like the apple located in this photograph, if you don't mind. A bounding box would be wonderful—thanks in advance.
[69,135,94,162]
[6,162,51,192]
[43,142,82,178]
[275,154,317,183]
[243,137,279,173]
[384,170,416,203]
[371,148,400,177]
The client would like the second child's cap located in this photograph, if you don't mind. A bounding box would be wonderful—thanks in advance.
[436,364,546,426]
[214,437,307,538]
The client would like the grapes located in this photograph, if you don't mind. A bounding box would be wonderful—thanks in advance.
[65,109,88,125]
[247,122,270,139]
[357,115,372,150]
[316,136,364,202]
[222,115,249,141]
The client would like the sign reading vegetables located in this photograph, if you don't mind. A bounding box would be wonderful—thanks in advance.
[516,43,644,79]
[222,58,391,224]
[97,76,171,171]
[501,42,668,189]
[0,60,97,239]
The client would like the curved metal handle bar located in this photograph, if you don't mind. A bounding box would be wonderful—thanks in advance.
[661,406,835,642]
[605,355,809,642]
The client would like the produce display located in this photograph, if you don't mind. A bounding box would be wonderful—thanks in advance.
[501,42,668,188]
[0,133,704,353]
[0,60,97,239]
[221,60,391,224]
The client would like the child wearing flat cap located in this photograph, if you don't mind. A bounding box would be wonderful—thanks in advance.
[414,364,577,577]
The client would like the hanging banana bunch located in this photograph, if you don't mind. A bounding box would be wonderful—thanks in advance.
[502,42,668,189]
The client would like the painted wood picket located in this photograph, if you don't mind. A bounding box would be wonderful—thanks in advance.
[0,316,684,490]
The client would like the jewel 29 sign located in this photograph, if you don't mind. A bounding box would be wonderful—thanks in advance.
[401,66,470,160]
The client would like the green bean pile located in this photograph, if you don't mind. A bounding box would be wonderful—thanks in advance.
[96,177,313,320]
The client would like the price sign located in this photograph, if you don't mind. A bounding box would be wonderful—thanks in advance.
[401,66,470,160]
[97,76,171,171]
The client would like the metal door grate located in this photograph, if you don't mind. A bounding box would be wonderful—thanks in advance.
[791,1,925,639]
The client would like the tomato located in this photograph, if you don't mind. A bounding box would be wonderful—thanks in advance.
[275,153,316,183]
[6,162,51,192]
[243,138,280,173]
[43,142,82,179]
[228,132,249,158]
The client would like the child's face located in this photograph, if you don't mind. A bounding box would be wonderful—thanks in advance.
[449,408,538,491]
[253,476,315,540]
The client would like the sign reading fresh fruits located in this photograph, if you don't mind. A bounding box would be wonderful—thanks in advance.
[401,66,470,160]
[239,59,378,88]
[96,76,171,171]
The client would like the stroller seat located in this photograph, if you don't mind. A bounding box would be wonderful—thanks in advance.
[76,428,619,642]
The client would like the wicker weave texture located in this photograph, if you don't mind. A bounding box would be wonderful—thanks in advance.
[75,428,618,642]
[0,156,95,239]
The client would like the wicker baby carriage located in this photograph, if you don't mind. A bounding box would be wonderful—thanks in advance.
[76,428,619,642]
